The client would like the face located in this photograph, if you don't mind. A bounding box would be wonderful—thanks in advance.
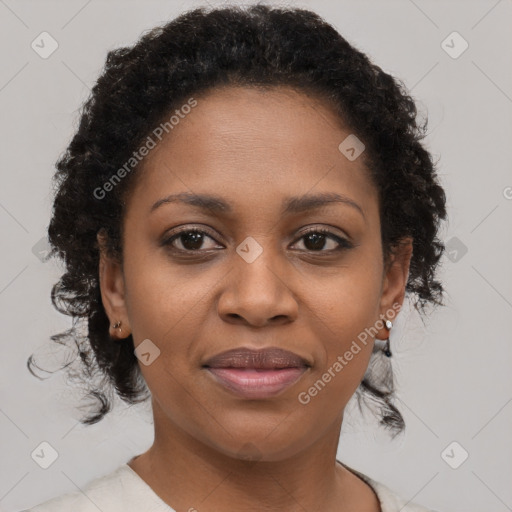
[98,85,412,462]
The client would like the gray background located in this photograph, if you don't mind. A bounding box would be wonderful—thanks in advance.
[0,0,511,511]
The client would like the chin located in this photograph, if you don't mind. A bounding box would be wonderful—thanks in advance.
[204,425,312,464]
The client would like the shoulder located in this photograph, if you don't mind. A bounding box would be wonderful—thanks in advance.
[364,478,436,512]
[24,464,173,512]
[338,460,439,512]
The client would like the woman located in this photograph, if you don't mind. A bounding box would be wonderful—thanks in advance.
[26,4,446,511]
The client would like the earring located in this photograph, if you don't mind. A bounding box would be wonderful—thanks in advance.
[112,321,122,333]
[383,319,392,357]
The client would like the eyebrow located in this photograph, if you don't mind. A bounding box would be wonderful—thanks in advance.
[150,191,365,219]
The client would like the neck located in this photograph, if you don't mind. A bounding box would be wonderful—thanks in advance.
[128,398,380,512]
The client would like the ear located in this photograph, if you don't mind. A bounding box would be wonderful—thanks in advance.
[376,236,413,338]
[97,230,131,339]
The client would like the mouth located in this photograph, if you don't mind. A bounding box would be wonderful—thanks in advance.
[202,347,311,400]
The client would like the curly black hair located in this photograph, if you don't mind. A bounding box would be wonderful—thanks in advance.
[27,4,447,437]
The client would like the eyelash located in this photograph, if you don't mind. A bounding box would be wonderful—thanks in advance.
[161,226,354,255]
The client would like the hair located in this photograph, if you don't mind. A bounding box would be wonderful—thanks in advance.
[28,3,447,437]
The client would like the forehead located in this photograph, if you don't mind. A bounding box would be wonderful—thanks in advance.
[156,85,352,164]
[124,85,378,219]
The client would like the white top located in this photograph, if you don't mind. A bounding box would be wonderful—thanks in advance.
[25,460,436,512]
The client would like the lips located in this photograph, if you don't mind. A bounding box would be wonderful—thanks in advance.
[203,347,310,370]
[202,347,310,399]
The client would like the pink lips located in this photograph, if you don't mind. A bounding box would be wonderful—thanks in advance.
[203,347,310,399]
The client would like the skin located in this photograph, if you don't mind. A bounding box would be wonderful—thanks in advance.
[97,85,413,512]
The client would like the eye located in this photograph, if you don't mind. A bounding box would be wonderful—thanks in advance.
[162,228,222,253]
[292,227,353,253]
[162,226,354,255]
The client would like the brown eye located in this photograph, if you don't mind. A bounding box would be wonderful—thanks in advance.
[293,228,353,253]
[163,228,221,252]
[161,226,353,256]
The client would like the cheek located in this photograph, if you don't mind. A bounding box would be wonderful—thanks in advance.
[122,240,205,339]
[306,256,383,343]
[301,257,383,393]
[296,294,377,417]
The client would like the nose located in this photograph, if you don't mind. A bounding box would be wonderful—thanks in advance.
[217,246,299,328]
